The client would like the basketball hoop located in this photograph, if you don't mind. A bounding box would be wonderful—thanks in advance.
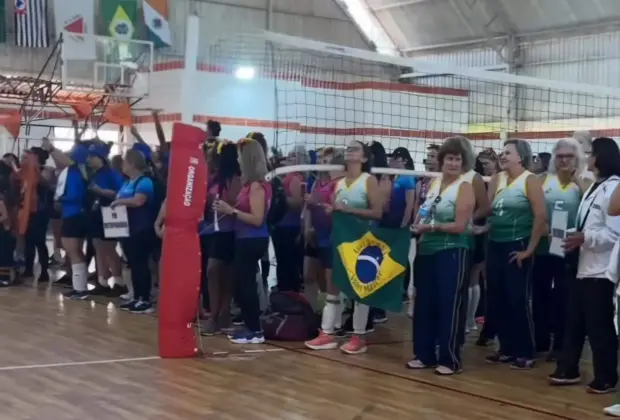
[120,61,139,71]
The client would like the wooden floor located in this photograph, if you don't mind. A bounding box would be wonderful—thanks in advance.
[0,279,613,420]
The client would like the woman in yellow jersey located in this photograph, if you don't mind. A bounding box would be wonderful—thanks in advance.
[531,139,585,362]
[305,140,383,355]
[484,139,546,370]
[409,137,475,375]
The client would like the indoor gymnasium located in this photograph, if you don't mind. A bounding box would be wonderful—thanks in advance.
[1,0,620,419]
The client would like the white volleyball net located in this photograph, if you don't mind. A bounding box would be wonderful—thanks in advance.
[203,31,620,171]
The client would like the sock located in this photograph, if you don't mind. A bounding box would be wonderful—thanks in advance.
[321,294,341,334]
[112,276,123,287]
[98,276,108,288]
[304,282,319,311]
[124,278,134,297]
[53,248,62,261]
[467,285,480,327]
[352,302,370,335]
[260,259,270,286]
[334,292,345,329]
[72,262,87,292]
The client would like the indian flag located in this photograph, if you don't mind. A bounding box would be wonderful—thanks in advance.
[143,0,171,48]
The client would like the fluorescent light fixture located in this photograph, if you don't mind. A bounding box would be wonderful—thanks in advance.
[235,66,255,80]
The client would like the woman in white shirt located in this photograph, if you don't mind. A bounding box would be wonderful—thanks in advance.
[548,137,620,394]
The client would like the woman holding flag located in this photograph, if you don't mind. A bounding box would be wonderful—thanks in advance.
[409,137,475,375]
[305,140,384,355]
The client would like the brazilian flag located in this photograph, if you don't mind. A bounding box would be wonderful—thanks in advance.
[332,212,410,312]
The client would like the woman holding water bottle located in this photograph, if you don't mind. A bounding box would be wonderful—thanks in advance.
[201,142,241,336]
[548,137,620,394]
[408,137,475,375]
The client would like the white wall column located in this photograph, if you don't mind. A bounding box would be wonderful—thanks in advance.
[180,14,200,125]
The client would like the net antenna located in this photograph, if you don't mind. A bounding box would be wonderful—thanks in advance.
[217,30,620,180]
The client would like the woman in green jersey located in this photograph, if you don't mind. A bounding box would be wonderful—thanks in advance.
[531,138,585,361]
[485,139,547,370]
[409,137,475,375]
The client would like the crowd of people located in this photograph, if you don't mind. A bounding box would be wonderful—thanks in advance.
[1,120,620,415]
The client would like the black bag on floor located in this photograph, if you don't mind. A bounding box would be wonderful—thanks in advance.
[262,291,319,341]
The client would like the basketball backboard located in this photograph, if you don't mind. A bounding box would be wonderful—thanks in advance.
[60,31,153,100]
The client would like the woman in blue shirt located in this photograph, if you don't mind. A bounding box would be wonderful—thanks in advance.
[49,141,91,300]
[86,143,125,296]
[111,149,156,314]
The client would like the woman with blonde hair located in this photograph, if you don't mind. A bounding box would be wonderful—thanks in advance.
[214,138,272,344]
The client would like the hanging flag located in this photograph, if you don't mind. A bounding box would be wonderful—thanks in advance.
[101,0,138,41]
[54,0,95,60]
[143,0,171,48]
[14,0,49,47]
[331,212,409,312]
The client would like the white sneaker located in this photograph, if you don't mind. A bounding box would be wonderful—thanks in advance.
[604,404,620,417]
[120,292,134,301]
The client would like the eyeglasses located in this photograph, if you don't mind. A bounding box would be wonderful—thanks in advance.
[555,154,575,160]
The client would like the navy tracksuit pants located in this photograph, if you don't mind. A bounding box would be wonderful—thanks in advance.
[413,247,468,371]
[531,252,577,353]
[486,239,535,360]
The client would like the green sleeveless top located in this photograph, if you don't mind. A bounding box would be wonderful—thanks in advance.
[536,174,581,254]
[418,176,470,255]
[334,173,370,210]
[489,170,533,243]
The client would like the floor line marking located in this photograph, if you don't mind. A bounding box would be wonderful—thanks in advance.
[0,356,161,371]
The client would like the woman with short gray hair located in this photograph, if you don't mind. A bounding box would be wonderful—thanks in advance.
[531,138,585,361]
[483,138,547,369]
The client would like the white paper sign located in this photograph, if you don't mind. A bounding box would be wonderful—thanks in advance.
[102,206,129,238]
[549,208,569,257]
[55,167,68,200]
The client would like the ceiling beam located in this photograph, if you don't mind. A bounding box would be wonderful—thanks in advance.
[370,0,437,13]
[475,0,516,34]
[402,18,620,54]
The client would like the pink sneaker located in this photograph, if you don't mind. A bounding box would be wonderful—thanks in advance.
[305,331,338,350]
[340,335,367,355]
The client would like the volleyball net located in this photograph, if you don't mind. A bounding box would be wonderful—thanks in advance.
[206,31,620,169]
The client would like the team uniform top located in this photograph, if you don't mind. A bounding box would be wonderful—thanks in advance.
[489,171,533,243]
[334,173,370,210]
[537,174,581,254]
[418,176,470,255]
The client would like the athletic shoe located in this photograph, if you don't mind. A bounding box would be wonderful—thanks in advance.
[130,301,155,314]
[485,353,515,364]
[587,380,615,394]
[228,330,265,344]
[510,358,535,370]
[340,335,367,355]
[200,318,220,336]
[305,331,338,350]
[603,404,620,416]
[547,369,581,385]
[232,314,244,326]
[120,300,138,311]
[64,290,89,300]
